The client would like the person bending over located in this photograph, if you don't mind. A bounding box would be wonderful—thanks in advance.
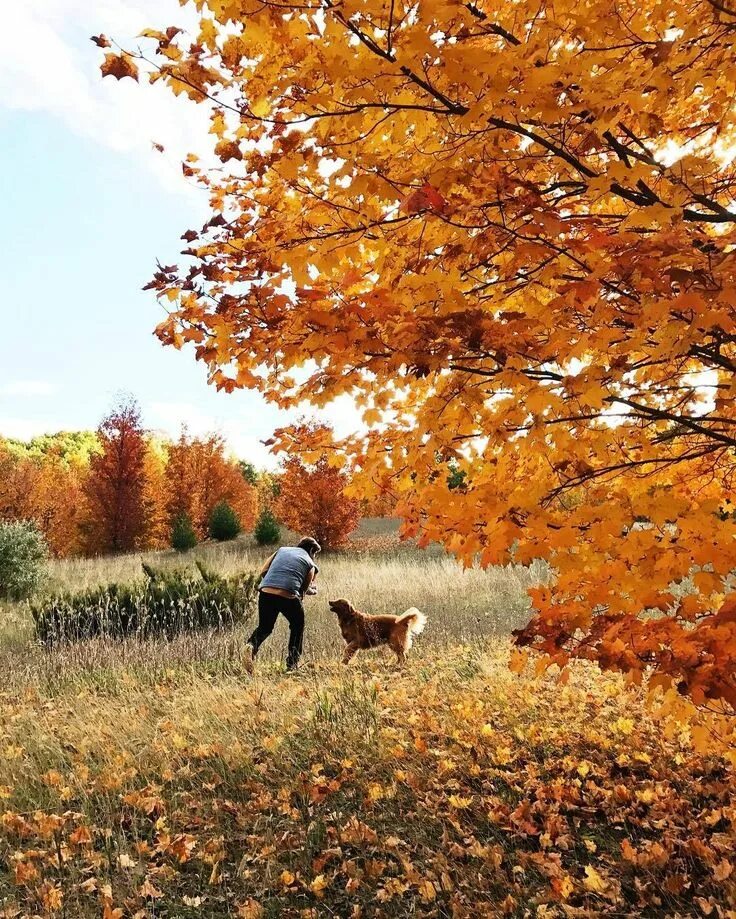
[245,536,321,672]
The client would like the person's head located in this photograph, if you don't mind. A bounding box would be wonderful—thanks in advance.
[297,536,321,558]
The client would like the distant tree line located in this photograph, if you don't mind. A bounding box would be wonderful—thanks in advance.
[0,398,259,557]
[0,403,381,559]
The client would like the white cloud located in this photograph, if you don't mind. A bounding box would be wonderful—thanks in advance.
[0,0,210,194]
[0,417,56,440]
[147,396,368,468]
[293,394,368,441]
[0,380,58,397]
[148,400,278,467]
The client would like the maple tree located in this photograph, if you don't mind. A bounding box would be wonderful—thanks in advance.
[83,398,148,554]
[165,431,257,539]
[26,453,87,558]
[0,438,89,557]
[359,483,399,519]
[276,428,361,548]
[141,439,171,551]
[109,0,736,714]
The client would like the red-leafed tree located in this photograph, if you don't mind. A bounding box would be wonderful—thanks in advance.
[275,432,360,549]
[83,398,147,554]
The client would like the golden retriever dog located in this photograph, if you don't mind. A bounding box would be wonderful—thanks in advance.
[328,598,427,664]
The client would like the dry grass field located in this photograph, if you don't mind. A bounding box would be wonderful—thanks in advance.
[0,522,546,691]
[0,526,734,917]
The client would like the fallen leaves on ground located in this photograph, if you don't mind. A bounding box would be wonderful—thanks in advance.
[0,646,733,917]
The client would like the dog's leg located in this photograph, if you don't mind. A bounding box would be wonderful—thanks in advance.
[389,631,408,667]
[342,643,358,665]
[389,637,407,666]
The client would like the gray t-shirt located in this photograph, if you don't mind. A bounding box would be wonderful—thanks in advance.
[260,547,318,598]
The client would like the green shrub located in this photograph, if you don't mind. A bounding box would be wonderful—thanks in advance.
[171,512,197,552]
[32,562,257,645]
[0,520,48,600]
[208,500,241,542]
[254,507,281,545]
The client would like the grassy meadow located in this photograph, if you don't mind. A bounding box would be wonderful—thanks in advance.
[0,523,734,917]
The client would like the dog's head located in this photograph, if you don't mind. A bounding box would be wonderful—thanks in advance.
[329,598,355,618]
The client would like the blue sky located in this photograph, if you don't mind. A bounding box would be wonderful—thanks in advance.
[0,0,355,466]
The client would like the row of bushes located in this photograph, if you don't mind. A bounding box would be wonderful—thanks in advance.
[0,506,282,604]
[32,562,258,645]
[172,504,281,551]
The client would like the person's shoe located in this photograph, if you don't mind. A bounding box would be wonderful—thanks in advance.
[243,645,255,675]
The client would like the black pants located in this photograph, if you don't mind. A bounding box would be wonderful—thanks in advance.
[248,592,305,670]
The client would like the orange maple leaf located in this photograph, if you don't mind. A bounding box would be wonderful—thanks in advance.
[100,52,139,82]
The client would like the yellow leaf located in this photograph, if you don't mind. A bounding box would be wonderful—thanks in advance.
[583,865,609,894]
[140,879,163,899]
[418,880,436,902]
[310,874,328,897]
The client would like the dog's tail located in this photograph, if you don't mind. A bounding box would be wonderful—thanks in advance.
[397,607,427,637]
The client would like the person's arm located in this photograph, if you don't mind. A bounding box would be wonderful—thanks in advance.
[301,567,317,597]
[259,551,277,580]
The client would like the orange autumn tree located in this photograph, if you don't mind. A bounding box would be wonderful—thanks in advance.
[0,436,94,557]
[107,1,736,714]
[141,438,171,550]
[23,452,87,558]
[275,427,360,549]
[83,398,147,554]
[165,431,257,539]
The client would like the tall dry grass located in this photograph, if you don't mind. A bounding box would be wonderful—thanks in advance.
[1,645,732,918]
[0,529,547,693]
[0,529,733,917]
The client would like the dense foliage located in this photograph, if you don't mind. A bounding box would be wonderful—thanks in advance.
[0,520,48,601]
[32,563,257,644]
[165,432,257,541]
[253,507,281,546]
[0,436,90,557]
[0,417,258,558]
[276,432,361,549]
[108,0,736,716]
[171,512,198,552]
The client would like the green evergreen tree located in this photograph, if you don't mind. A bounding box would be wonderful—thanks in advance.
[254,507,280,545]
[171,512,197,552]
[209,501,241,541]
